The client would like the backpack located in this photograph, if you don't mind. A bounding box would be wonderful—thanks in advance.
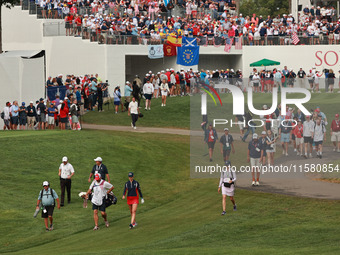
[40,188,56,206]
[0,112,4,119]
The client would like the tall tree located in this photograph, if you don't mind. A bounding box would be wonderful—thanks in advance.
[239,0,289,18]
[0,0,19,53]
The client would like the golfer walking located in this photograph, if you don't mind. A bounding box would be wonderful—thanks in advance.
[248,133,262,186]
[85,173,114,230]
[88,157,110,183]
[58,156,75,206]
[128,97,140,130]
[122,172,144,229]
[218,161,237,216]
[36,181,60,231]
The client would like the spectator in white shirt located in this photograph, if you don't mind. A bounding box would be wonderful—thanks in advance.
[128,97,140,129]
[143,80,154,110]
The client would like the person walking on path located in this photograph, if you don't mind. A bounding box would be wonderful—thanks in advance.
[88,157,110,183]
[204,124,218,162]
[128,97,141,130]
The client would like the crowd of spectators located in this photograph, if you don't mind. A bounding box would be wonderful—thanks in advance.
[30,0,340,46]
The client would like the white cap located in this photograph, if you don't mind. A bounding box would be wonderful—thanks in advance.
[261,131,266,135]
[43,181,49,186]
[253,133,258,139]
[126,81,130,84]
[263,105,268,110]
[94,157,103,162]
[30,101,33,104]
[62,156,68,162]
[166,68,170,71]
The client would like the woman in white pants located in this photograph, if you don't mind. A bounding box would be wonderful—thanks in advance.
[160,79,170,107]
[218,160,237,216]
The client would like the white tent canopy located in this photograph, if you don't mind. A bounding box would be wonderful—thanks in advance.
[0,50,45,130]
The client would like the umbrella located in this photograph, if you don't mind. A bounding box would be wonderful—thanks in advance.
[249,58,280,67]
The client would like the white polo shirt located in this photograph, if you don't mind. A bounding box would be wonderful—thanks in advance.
[59,163,75,179]
[129,101,138,114]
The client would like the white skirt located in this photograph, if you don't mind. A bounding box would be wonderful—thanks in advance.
[161,91,168,96]
[222,184,235,197]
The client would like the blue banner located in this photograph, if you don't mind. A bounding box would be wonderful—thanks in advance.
[177,46,200,66]
[47,86,67,101]
[182,37,197,46]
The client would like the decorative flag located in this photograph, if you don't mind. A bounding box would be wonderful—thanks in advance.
[235,37,242,50]
[167,35,182,47]
[213,36,223,47]
[164,0,169,6]
[163,43,177,56]
[292,33,300,45]
[224,37,233,53]
[148,45,164,59]
[177,46,200,66]
[182,37,197,46]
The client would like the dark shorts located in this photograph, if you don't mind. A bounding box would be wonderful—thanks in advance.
[304,136,313,144]
[265,122,271,131]
[114,101,120,106]
[208,141,215,149]
[145,94,152,100]
[253,82,259,87]
[168,83,173,89]
[11,116,19,125]
[92,201,106,212]
[60,117,68,123]
[19,117,27,125]
[223,150,231,157]
[314,141,323,146]
[291,134,296,140]
[41,205,54,218]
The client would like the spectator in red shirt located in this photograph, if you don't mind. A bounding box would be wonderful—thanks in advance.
[59,102,69,130]
[293,119,304,156]
[330,113,340,152]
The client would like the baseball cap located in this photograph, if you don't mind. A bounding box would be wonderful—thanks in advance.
[128,172,134,177]
[94,157,103,162]
[253,133,258,139]
[224,128,229,131]
[62,156,68,162]
[336,114,339,117]
[225,160,231,166]
[64,97,68,100]
[261,131,266,135]
[40,98,44,101]
[22,102,25,106]
[43,181,49,186]
[263,105,268,110]
[30,101,33,104]
[95,173,101,181]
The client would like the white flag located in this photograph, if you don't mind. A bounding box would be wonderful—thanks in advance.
[148,45,164,59]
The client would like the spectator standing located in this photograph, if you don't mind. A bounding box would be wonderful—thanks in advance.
[247,133,262,186]
[37,98,47,130]
[297,68,306,88]
[279,118,292,156]
[303,115,315,158]
[19,102,28,130]
[2,102,11,130]
[313,116,326,158]
[143,80,154,110]
[47,102,57,129]
[58,156,75,206]
[293,119,304,156]
[330,113,340,152]
[160,79,170,106]
[59,102,69,130]
[70,99,79,130]
[10,101,19,130]
[113,86,121,114]
[26,101,37,130]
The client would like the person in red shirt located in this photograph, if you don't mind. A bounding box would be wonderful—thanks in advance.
[74,14,82,37]
[65,14,73,36]
[330,113,340,152]
[59,102,69,130]
[293,119,304,156]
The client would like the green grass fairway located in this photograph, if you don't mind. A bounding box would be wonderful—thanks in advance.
[83,92,340,132]
[0,130,340,254]
[83,96,190,129]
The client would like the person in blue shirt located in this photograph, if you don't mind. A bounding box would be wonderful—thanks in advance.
[47,102,57,129]
[10,101,19,130]
[75,87,82,104]
[36,181,60,231]
[124,81,133,111]
[113,86,121,114]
